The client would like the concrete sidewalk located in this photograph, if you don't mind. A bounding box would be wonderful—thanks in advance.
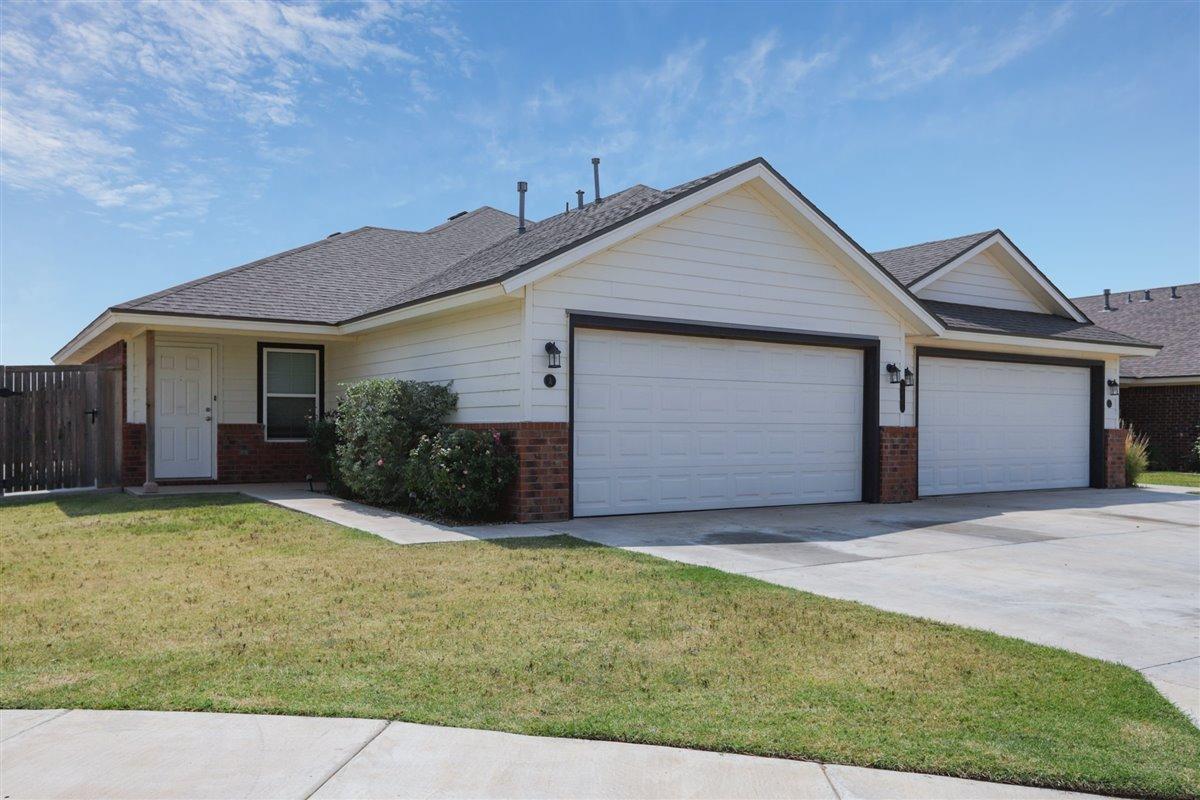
[0,709,1106,799]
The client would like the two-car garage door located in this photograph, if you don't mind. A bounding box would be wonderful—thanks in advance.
[918,356,1091,496]
[572,328,863,517]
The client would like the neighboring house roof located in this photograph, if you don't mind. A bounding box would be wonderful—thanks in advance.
[871,231,997,286]
[1071,284,1200,379]
[923,300,1150,347]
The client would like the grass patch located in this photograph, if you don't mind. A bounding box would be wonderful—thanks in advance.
[2,494,1198,799]
[1140,471,1200,488]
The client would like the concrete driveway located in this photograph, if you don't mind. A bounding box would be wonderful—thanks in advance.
[501,486,1200,721]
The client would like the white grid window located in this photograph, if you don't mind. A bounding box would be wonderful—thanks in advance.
[263,348,319,440]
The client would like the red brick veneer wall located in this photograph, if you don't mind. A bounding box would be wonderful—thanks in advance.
[1103,428,1128,489]
[122,423,146,486]
[879,426,918,502]
[217,424,318,483]
[456,422,569,522]
[1119,384,1200,470]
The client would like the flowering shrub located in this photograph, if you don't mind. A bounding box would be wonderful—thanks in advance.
[404,429,517,520]
[335,379,457,506]
[306,411,344,495]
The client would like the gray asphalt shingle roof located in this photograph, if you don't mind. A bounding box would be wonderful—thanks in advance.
[871,230,997,286]
[923,301,1151,348]
[1071,284,1199,379]
[103,157,1158,353]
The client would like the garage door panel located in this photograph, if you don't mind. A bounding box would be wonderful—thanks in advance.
[919,356,1089,496]
[574,328,863,516]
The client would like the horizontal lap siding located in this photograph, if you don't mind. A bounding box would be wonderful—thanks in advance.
[529,186,912,426]
[917,251,1045,312]
[327,300,523,423]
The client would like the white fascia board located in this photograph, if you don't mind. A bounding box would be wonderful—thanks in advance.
[910,234,1088,323]
[339,284,512,334]
[501,163,944,336]
[53,311,120,364]
[922,329,1161,357]
[54,311,341,365]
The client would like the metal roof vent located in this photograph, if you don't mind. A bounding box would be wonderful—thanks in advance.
[326,231,341,238]
[576,190,585,209]
[447,211,468,221]
[1141,289,1153,302]
[517,181,528,234]
[1102,289,1113,311]
[1170,286,1180,299]
[591,157,602,204]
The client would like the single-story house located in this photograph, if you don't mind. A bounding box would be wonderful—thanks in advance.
[1072,284,1198,470]
[56,157,1158,521]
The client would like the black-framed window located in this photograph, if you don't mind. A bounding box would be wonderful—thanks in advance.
[258,343,324,441]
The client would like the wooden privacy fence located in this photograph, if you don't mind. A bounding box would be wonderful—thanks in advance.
[1,365,123,495]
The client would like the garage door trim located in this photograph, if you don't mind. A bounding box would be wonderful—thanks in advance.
[568,312,881,516]
[914,346,1106,492]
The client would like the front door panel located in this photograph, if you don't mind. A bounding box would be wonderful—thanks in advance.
[155,346,213,479]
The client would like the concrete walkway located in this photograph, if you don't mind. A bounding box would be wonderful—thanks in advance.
[124,482,547,545]
[0,709,1106,799]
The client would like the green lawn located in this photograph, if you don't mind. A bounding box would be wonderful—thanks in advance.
[2,494,1198,799]
[1140,471,1200,488]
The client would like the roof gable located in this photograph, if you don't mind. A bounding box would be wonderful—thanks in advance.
[917,248,1050,313]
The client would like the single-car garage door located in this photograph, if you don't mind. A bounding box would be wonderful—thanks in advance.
[572,328,863,517]
[918,356,1090,496]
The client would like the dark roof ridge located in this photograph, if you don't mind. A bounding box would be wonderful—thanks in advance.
[1073,281,1200,300]
[873,229,998,257]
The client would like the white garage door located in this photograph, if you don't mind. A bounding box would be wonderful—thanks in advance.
[572,328,863,517]
[918,357,1090,496]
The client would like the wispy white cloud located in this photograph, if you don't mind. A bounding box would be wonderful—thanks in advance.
[0,0,472,225]
[861,3,1076,98]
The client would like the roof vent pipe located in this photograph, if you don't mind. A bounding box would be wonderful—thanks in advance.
[591,157,602,204]
[517,181,527,234]
[1141,289,1152,302]
[576,190,585,209]
[1102,289,1112,311]
[1171,286,1180,299]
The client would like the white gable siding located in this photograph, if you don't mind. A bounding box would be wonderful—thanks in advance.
[326,299,523,423]
[526,185,915,427]
[917,250,1047,313]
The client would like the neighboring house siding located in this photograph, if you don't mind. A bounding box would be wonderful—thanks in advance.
[917,251,1046,313]
[526,185,915,426]
[327,299,523,423]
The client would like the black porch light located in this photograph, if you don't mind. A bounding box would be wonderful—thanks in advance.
[1107,379,1120,396]
[903,367,915,386]
[545,341,562,369]
[885,363,902,384]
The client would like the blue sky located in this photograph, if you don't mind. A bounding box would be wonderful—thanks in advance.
[2,0,1197,363]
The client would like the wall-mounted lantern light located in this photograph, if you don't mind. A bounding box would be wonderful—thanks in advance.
[1107,378,1120,396]
[545,341,562,369]
[886,363,916,413]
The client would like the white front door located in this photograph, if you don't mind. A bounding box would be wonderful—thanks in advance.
[918,356,1090,496]
[155,346,213,479]
[572,328,863,517]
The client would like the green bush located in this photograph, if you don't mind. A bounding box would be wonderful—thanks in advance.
[335,379,457,506]
[1125,428,1150,486]
[306,412,344,495]
[404,428,517,521]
